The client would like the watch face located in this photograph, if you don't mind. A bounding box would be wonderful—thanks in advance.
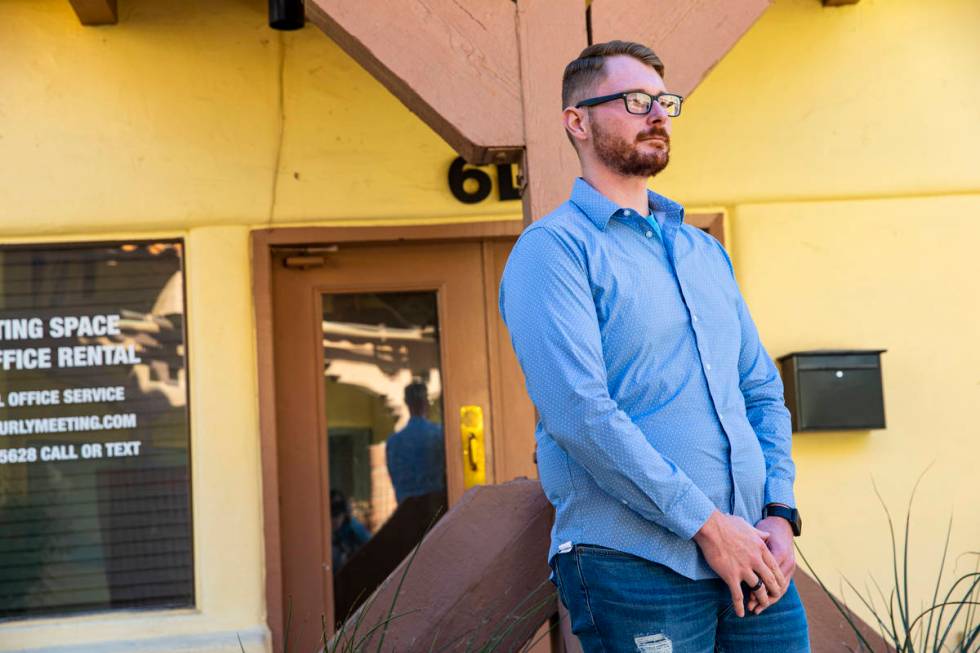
[766,505,801,536]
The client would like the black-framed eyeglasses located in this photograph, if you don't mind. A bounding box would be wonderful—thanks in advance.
[575,91,683,117]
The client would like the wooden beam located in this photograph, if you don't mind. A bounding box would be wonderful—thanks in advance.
[330,479,555,651]
[303,0,777,222]
[304,0,524,165]
[516,0,589,224]
[590,0,772,96]
[68,0,118,25]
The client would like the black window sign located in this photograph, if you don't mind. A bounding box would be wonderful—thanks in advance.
[0,240,193,619]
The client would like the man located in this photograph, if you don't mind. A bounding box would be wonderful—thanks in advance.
[385,381,446,504]
[498,41,809,652]
[330,489,371,572]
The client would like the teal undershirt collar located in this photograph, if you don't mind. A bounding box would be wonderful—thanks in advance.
[644,210,665,240]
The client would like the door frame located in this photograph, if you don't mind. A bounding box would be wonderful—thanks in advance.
[252,221,522,651]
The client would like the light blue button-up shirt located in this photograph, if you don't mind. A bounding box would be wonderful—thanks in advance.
[385,416,446,504]
[498,178,795,580]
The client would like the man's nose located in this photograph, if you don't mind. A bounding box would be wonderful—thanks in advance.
[647,101,669,123]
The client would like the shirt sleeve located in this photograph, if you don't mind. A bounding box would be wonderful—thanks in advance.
[498,227,717,540]
[715,240,797,509]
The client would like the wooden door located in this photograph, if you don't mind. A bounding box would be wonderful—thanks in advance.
[270,239,508,650]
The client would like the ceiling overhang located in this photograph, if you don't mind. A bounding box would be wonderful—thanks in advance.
[68,0,117,25]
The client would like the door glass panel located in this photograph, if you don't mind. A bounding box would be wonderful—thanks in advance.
[321,291,447,623]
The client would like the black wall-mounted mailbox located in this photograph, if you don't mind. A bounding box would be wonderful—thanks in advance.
[777,350,887,432]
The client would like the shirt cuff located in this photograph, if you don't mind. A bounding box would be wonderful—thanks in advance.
[664,483,717,541]
[764,477,796,509]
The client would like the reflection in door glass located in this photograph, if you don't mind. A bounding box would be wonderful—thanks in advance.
[322,291,447,623]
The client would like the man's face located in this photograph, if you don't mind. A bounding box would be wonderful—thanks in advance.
[581,55,672,178]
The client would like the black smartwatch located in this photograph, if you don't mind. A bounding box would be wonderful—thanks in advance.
[763,503,802,537]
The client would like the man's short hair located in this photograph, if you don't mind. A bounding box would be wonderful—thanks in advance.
[561,40,666,110]
[404,381,428,405]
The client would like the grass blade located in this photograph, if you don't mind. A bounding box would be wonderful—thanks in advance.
[869,577,900,646]
[925,514,953,653]
[901,465,932,652]
[842,574,894,639]
[478,591,556,652]
[906,600,980,638]
[935,573,980,648]
[374,508,442,653]
[797,545,877,652]
[519,611,561,653]
[959,623,980,652]
[958,553,980,649]
[872,478,910,650]
[283,598,293,653]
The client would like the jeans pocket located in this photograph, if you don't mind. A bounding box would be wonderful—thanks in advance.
[551,553,576,616]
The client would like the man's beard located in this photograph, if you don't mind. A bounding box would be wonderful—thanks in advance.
[591,119,670,178]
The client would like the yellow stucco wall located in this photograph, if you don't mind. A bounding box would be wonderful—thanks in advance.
[0,0,978,648]
[5,0,976,229]
[658,0,980,205]
[734,195,980,628]
[0,0,518,232]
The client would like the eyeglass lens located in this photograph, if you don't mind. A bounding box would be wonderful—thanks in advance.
[657,95,680,117]
[625,93,652,114]
[625,92,680,117]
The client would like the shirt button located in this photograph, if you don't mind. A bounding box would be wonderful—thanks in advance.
[621,499,629,506]
[705,363,712,371]
[645,230,653,238]
[692,314,699,322]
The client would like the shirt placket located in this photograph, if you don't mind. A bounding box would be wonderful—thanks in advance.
[617,208,660,242]
[661,212,741,516]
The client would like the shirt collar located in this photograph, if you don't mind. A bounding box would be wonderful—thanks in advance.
[569,177,684,231]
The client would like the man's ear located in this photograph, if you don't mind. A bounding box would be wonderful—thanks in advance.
[563,106,589,145]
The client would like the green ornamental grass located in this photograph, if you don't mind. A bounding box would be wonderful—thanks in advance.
[799,470,980,653]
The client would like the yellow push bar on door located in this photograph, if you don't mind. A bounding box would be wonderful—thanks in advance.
[460,405,486,489]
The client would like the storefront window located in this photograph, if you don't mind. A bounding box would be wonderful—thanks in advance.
[0,241,193,619]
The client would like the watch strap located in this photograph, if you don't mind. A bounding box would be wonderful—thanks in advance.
[763,503,802,537]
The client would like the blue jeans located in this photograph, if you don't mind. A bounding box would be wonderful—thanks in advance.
[553,545,810,653]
